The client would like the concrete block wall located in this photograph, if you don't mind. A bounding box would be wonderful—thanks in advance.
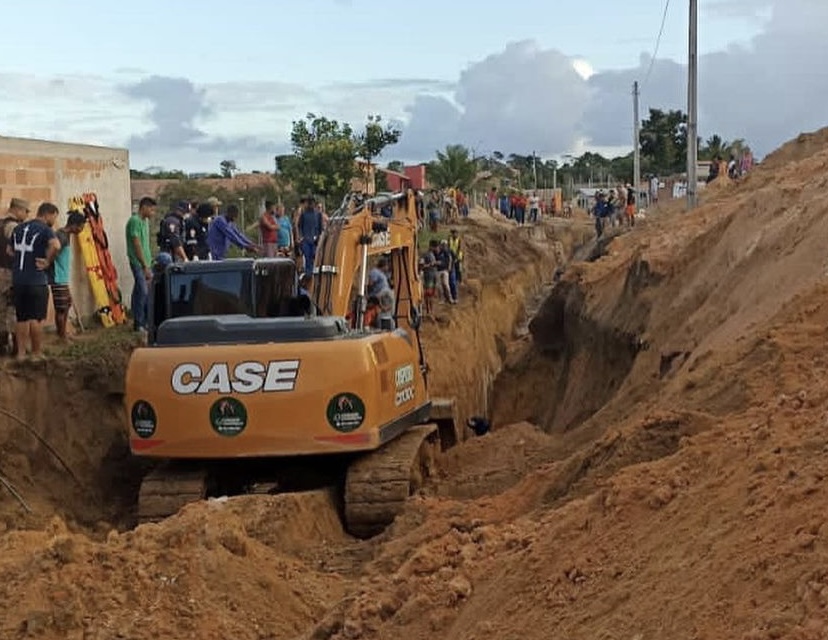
[0,136,131,321]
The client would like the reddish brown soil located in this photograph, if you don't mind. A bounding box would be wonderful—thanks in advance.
[2,127,828,640]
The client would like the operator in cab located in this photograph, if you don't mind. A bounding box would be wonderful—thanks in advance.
[157,201,189,263]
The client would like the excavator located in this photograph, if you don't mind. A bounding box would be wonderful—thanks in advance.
[123,189,460,537]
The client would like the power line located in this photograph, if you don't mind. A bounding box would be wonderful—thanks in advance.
[642,0,671,90]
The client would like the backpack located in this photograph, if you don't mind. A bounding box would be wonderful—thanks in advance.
[0,216,18,269]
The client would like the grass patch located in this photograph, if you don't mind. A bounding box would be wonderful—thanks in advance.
[47,324,137,365]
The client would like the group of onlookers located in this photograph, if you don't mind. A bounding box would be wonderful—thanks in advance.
[126,195,331,336]
[591,183,638,238]
[0,198,86,359]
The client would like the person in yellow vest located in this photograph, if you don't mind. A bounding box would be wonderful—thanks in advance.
[448,228,464,302]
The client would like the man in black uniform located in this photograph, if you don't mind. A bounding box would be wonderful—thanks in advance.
[157,200,189,262]
[185,202,213,260]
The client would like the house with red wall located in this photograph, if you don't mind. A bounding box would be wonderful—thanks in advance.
[382,169,412,192]
[403,164,427,190]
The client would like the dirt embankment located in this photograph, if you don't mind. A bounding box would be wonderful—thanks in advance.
[424,215,589,430]
[0,338,138,533]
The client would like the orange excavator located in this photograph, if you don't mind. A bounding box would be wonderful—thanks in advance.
[123,190,460,537]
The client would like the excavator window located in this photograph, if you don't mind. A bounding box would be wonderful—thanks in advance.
[169,269,253,318]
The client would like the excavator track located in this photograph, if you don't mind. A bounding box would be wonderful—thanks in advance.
[344,424,439,538]
[137,466,208,525]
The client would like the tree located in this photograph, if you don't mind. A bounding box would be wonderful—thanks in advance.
[220,160,238,178]
[639,108,688,175]
[279,113,359,205]
[385,160,405,172]
[427,145,478,191]
[355,115,401,192]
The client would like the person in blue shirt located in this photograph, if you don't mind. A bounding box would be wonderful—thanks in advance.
[49,211,86,341]
[593,191,611,238]
[275,205,293,256]
[296,198,324,276]
[8,201,60,359]
[367,256,392,298]
[207,204,258,260]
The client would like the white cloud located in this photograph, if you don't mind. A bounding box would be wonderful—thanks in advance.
[0,0,825,171]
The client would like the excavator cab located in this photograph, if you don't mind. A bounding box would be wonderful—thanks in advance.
[125,190,460,537]
[147,257,314,344]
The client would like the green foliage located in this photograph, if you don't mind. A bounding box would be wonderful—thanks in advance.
[279,113,401,203]
[385,160,405,172]
[427,145,478,191]
[639,108,688,175]
[279,113,359,205]
[220,160,238,178]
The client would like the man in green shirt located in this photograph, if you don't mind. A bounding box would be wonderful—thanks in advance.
[126,197,156,333]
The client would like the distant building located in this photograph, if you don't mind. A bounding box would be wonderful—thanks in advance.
[382,169,412,192]
[403,164,427,190]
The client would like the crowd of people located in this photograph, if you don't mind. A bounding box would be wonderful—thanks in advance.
[126,195,333,337]
[0,198,86,359]
[591,183,639,238]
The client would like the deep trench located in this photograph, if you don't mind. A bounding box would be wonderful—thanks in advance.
[487,235,652,436]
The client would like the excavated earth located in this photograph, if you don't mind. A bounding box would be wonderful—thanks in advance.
[3,126,828,639]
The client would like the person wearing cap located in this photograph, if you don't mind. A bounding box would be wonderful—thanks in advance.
[206,196,222,214]
[185,203,213,261]
[48,211,86,341]
[207,204,257,260]
[0,197,30,354]
[156,201,189,263]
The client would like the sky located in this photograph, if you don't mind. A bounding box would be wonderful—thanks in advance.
[0,0,824,173]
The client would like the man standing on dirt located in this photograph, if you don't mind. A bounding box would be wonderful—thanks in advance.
[8,202,60,360]
[0,197,30,355]
[126,197,156,336]
[49,211,86,341]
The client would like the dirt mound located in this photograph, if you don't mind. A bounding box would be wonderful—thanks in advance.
[0,492,347,640]
[759,125,828,171]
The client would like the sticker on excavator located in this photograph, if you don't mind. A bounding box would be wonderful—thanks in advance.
[131,400,157,438]
[394,386,415,406]
[171,360,300,395]
[395,364,414,387]
[326,393,366,432]
[209,397,248,437]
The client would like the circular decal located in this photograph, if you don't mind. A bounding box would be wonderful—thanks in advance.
[131,400,157,439]
[209,397,248,437]
[326,393,366,433]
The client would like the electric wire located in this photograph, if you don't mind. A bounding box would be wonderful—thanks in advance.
[642,0,672,90]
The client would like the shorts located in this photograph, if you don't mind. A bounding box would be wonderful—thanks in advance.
[625,204,635,217]
[13,284,49,322]
[50,284,72,313]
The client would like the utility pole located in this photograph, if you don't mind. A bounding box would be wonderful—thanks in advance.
[686,0,699,209]
[532,151,538,189]
[633,81,641,204]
